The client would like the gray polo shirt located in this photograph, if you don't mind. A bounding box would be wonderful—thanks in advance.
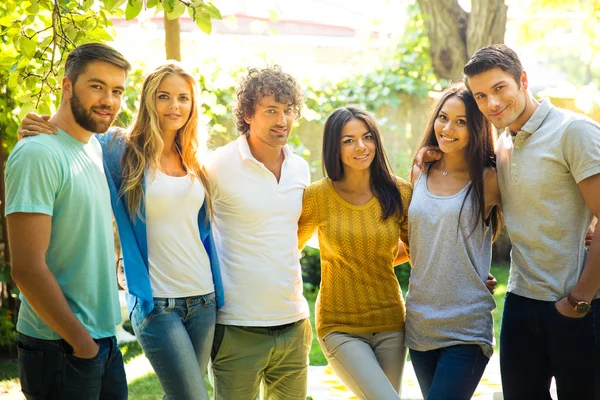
[497,99,600,301]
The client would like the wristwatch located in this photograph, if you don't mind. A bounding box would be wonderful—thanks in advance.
[567,293,591,314]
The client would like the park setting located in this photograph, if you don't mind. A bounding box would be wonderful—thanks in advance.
[0,0,599,399]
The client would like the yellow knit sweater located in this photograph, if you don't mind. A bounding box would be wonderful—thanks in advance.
[298,177,412,338]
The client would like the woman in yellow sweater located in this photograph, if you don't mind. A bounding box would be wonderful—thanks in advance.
[298,106,411,399]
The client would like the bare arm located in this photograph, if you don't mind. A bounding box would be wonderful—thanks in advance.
[9,213,98,358]
[483,168,502,217]
[556,173,600,316]
[394,241,409,266]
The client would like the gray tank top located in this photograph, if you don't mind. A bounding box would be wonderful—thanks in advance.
[405,169,495,357]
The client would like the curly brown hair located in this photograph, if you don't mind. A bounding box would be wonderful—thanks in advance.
[234,65,303,135]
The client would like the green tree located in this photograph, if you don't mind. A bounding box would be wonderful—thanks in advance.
[513,0,600,86]
[0,0,221,346]
[416,0,508,81]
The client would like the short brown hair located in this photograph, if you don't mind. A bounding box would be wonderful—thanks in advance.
[463,44,523,89]
[234,66,303,135]
[65,43,131,85]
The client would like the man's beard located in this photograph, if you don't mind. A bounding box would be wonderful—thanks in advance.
[70,92,116,133]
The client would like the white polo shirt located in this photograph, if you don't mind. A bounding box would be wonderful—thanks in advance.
[205,135,311,326]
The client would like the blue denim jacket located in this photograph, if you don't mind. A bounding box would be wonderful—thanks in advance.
[97,130,224,317]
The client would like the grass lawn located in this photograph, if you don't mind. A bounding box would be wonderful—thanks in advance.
[0,264,509,398]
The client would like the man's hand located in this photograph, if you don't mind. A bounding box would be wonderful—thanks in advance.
[73,337,99,359]
[485,273,497,294]
[414,146,442,174]
[555,297,586,319]
[18,113,57,140]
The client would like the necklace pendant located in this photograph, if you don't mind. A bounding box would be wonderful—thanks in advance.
[442,171,448,176]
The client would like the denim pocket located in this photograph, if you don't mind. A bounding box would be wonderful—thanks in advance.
[17,342,45,397]
[62,352,105,397]
[132,301,165,332]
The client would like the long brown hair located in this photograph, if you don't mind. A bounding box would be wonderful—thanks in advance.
[322,106,403,221]
[414,82,503,240]
[120,62,212,220]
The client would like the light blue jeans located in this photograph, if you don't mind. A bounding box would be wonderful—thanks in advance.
[130,292,217,400]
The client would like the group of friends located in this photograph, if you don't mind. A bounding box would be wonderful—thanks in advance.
[5,41,600,400]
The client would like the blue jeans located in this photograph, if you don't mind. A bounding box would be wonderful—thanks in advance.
[17,333,127,400]
[500,292,600,400]
[131,293,217,400]
[409,344,489,400]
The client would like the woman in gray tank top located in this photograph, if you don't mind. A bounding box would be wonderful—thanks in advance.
[406,83,503,400]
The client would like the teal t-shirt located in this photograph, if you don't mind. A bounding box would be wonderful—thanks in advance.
[5,129,120,340]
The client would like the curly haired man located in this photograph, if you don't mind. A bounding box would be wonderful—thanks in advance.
[205,66,312,400]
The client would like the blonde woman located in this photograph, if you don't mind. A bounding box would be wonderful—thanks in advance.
[20,62,224,400]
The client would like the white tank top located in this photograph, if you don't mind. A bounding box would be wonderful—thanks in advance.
[145,170,214,297]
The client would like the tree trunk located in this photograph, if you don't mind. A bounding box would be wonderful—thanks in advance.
[164,13,181,61]
[416,0,508,81]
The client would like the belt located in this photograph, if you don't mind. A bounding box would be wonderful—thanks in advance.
[240,319,303,333]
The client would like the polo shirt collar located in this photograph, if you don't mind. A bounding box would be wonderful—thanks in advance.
[519,98,553,135]
[236,134,293,162]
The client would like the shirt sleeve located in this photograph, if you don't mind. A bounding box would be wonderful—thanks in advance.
[5,141,61,216]
[298,184,319,250]
[562,119,600,183]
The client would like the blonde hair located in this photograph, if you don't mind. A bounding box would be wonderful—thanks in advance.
[120,62,212,220]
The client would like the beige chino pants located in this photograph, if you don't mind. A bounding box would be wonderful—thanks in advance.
[318,330,406,400]
[211,319,312,400]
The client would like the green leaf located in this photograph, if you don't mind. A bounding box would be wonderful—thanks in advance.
[19,103,36,120]
[126,0,143,20]
[7,72,19,90]
[167,1,185,19]
[82,0,94,10]
[88,28,114,41]
[39,101,52,116]
[0,15,17,27]
[103,0,119,11]
[194,11,212,34]
[146,0,159,8]
[19,37,37,58]
[163,0,176,13]
[268,9,279,22]
[26,1,40,15]
[40,35,53,49]
[203,2,222,19]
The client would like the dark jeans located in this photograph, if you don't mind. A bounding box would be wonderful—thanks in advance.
[409,344,489,400]
[17,333,127,400]
[500,292,600,400]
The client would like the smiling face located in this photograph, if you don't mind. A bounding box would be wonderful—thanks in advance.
[339,118,377,173]
[155,74,193,136]
[434,95,470,156]
[67,60,126,133]
[468,67,528,132]
[245,94,295,147]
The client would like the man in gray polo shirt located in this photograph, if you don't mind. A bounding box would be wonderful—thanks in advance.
[463,45,600,399]
[418,44,600,399]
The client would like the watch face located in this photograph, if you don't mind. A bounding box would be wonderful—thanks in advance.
[575,302,591,314]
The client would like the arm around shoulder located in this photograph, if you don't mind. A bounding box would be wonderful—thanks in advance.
[483,168,502,217]
[298,183,319,250]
